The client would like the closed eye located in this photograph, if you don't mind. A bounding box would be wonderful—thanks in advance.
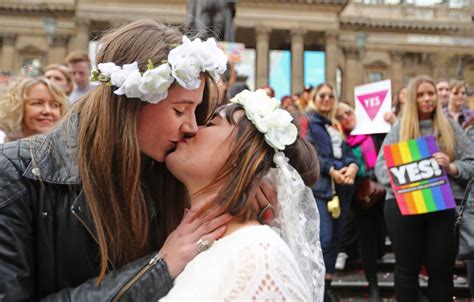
[174,108,184,117]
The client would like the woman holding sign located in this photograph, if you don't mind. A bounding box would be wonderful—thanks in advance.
[375,75,474,301]
[303,83,359,301]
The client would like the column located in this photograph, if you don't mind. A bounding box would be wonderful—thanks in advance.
[390,51,404,92]
[48,34,70,65]
[290,28,306,94]
[342,46,359,106]
[325,32,338,87]
[255,26,271,89]
[1,33,17,73]
[69,18,90,51]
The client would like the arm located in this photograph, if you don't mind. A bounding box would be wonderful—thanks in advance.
[305,120,336,176]
[450,121,474,184]
[375,123,400,189]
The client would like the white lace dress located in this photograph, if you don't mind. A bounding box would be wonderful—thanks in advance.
[160,224,312,301]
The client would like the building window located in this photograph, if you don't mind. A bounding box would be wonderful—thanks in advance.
[336,67,342,98]
[369,71,384,83]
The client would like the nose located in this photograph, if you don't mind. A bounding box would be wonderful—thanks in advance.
[40,104,53,115]
[181,116,198,137]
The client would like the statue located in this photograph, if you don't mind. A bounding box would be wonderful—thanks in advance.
[186,0,236,42]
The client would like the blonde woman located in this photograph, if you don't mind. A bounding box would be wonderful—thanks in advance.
[302,83,359,301]
[0,77,69,142]
[44,64,74,96]
[444,80,473,129]
[375,75,474,301]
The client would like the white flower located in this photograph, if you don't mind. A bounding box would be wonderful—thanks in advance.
[230,89,297,151]
[114,63,143,98]
[198,38,227,80]
[139,64,174,103]
[96,36,228,102]
[168,36,203,89]
[265,122,298,151]
[111,62,139,90]
[97,62,121,78]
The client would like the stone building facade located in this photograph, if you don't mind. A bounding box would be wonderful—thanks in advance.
[0,0,472,103]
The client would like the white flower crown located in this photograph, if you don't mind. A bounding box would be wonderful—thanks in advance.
[90,36,227,103]
[230,89,298,151]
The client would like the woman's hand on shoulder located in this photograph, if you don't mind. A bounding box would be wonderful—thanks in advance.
[159,197,233,279]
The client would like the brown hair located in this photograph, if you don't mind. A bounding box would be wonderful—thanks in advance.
[196,103,319,222]
[73,20,217,282]
[44,64,74,95]
[64,50,90,66]
[0,77,69,138]
[449,79,467,95]
[401,75,455,159]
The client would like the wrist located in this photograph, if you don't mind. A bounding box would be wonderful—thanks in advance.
[448,163,459,177]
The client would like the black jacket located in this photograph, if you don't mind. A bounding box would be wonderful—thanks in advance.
[0,114,173,301]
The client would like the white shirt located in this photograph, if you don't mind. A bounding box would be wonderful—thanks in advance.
[161,225,312,301]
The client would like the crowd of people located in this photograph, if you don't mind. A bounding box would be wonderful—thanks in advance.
[0,19,473,301]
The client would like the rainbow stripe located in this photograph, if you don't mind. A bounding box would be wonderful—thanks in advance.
[383,135,455,215]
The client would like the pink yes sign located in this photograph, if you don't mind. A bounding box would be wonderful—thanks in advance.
[356,90,389,120]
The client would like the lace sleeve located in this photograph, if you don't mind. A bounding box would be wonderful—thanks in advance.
[223,235,312,301]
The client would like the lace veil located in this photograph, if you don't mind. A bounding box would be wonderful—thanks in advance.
[268,152,326,302]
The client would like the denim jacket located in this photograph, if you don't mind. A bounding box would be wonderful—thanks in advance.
[304,111,358,201]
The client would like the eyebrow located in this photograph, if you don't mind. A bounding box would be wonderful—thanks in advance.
[172,99,202,105]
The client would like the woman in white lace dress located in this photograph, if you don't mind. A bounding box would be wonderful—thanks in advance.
[162,89,325,301]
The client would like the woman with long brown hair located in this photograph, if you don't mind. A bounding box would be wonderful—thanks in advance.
[375,75,474,301]
[0,20,249,300]
[162,89,325,300]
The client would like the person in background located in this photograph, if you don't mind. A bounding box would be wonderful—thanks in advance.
[436,79,451,108]
[375,75,474,301]
[384,86,406,125]
[260,84,275,98]
[336,102,386,302]
[226,81,249,99]
[303,83,359,302]
[65,50,96,103]
[44,64,74,97]
[444,80,473,129]
[0,77,69,142]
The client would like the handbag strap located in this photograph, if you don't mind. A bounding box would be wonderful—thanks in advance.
[456,179,474,226]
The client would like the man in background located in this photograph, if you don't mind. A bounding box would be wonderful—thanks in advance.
[65,50,96,103]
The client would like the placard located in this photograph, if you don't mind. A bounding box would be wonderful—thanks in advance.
[351,79,392,135]
[383,135,456,215]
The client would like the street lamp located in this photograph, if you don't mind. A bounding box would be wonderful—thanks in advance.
[42,17,57,46]
[355,31,368,83]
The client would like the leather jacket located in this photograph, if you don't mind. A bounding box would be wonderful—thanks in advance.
[0,114,173,301]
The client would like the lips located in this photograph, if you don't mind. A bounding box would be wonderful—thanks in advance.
[36,119,54,126]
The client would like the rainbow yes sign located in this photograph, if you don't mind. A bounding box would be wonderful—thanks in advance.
[383,135,455,215]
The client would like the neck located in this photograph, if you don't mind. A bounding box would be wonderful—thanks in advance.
[448,103,461,114]
[223,219,260,237]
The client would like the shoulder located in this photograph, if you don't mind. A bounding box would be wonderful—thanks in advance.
[228,225,301,268]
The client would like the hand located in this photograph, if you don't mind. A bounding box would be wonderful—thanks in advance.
[330,168,346,184]
[383,112,397,124]
[249,176,277,224]
[158,198,233,279]
[433,152,458,176]
[339,164,358,185]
